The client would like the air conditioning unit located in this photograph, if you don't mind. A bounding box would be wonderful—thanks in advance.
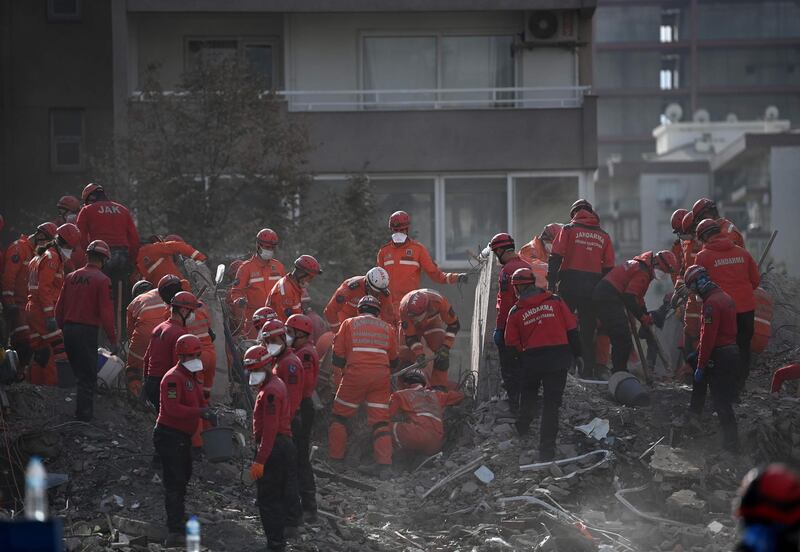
[524,10,578,44]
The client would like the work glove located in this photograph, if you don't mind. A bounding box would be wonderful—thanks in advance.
[639,313,653,328]
[200,407,219,426]
[457,273,469,284]
[235,297,247,308]
[493,328,505,348]
[45,317,58,333]
[694,367,705,384]
[250,462,264,481]
[686,351,698,370]
[434,347,450,372]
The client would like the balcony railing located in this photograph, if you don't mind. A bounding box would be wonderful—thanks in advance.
[277,86,591,112]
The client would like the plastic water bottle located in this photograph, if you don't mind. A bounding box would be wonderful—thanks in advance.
[24,456,47,521]
[186,516,200,552]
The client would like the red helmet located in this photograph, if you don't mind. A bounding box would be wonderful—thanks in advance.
[252,306,278,328]
[570,199,593,217]
[680,211,696,234]
[389,211,411,231]
[132,280,154,297]
[670,209,688,233]
[654,250,680,274]
[36,222,58,240]
[81,183,104,202]
[540,223,563,243]
[256,228,279,247]
[227,259,244,279]
[489,233,515,252]
[692,197,716,219]
[405,291,429,318]
[171,291,200,310]
[57,195,81,213]
[243,345,271,371]
[158,274,182,293]
[86,240,111,259]
[736,464,800,526]
[261,319,286,340]
[286,314,313,336]
[401,369,427,386]
[357,295,382,314]
[175,334,202,356]
[695,218,721,241]
[164,234,183,243]
[683,264,709,288]
[56,223,82,248]
[294,255,321,275]
[511,267,537,286]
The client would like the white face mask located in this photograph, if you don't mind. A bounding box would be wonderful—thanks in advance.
[266,343,283,357]
[545,242,553,253]
[259,249,274,261]
[60,247,73,260]
[185,312,196,325]
[391,232,407,244]
[183,358,203,373]
[654,269,667,281]
[285,334,295,347]
[65,213,77,223]
[249,371,267,386]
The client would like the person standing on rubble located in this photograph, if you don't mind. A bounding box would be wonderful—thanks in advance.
[267,255,322,322]
[230,229,285,334]
[547,199,615,379]
[691,197,745,248]
[734,464,800,552]
[134,235,207,286]
[55,240,118,421]
[153,334,217,548]
[323,267,396,331]
[504,267,582,461]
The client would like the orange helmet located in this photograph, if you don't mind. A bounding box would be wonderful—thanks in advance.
[670,209,688,233]
[261,319,286,340]
[57,195,81,213]
[389,211,410,231]
[86,240,111,259]
[81,183,104,202]
[405,291,429,318]
[286,314,313,336]
[243,345,272,372]
[56,223,82,249]
[252,306,278,328]
[257,228,279,248]
[294,255,321,275]
[654,250,680,274]
[696,218,721,241]
[175,334,202,356]
[171,291,200,310]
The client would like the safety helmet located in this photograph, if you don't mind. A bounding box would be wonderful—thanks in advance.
[164,234,183,243]
[252,306,278,329]
[256,228,279,248]
[286,314,313,336]
[357,295,382,315]
[37,222,58,240]
[540,223,563,243]
[511,267,537,286]
[57,195,81,213]
[81,183,104,202]
[227,260,244,279]
[401,369,427,386]
[171,291,200,310]
[489,233,515,253]
[405,291,429,318]
[158,274,182,293]
[670,209,688,233]
[175,334,202,356]
[683,265,709,289]
[389,211,411,231]
[294,255,322,275]
[261,319,286,340]
[131,280,154,298]
[736,464,800,526]
[86,240,111,259]
[692,198,716,219]
[696,218,721,242]
[680,211,696,235]
[243,345,271,372]
[365,267,390,293]
[56,223,82,249]
[570,199,593,218]
[654,250,680,274]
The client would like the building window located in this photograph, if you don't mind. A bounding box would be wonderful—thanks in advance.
[186,38,278,88]
[372,178,436,248]
[48,0,81,22]
[444,177,507,261]
[660,55,680,90]
[50,109,84,172]
[512,176,580,242]
[659,9,680,43]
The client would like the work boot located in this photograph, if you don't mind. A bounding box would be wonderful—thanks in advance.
[164,533,185,548]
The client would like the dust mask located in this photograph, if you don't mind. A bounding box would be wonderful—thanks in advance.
[259,249,274,261]
[266,343,282,357]
[249,371,267,386]
[391,232,407,244]
[65,213,77,223]
[285,335,295,347]
[654,269,667,281]
[60,247,73,260]
[183,358,203,373]
[545,243,553,253]
[185,312,196,325]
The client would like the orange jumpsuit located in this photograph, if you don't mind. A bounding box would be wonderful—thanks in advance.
[187,302,217,396]
[681,238,703,340]
[323,275,397,331]
[376,239,459,314]
[135,240,207,286]
[266,274,303,323]
[329,313,398,465]
[26,246,66,386]
[718,217,745,248]
[2,235,34,354]
[399,289,460,387]
[388,384,463,455]
[231,255,285,333]
[125,288,168,393]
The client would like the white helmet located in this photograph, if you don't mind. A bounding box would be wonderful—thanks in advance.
[366,267,390,293]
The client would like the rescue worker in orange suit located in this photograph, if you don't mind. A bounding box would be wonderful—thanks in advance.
[592,250,680,374]
[734,464,800,552]
[55,240,118,421]
[694,219,760,391]
[143,291,201,412]
[329,296,398,478]
[389,369,463,457]
[231,229,285,334]
[676,210,705,371]
[2,222,56,368]
[324,267,396,331]
[547,199,615,378]
[691,197,745,248]
[26,223,82,386]
[76,183,140,329]
[504,267,582,461]
[286,314,319,522]
[518,223,562,287]
[55,196,86,273]
[399,289,460,389]
[376,211,466,314]
[488,233,531,414]
[244,345,297,552]
[135,235,207,286]
[252,306,279,342]
[682,265,739,452]
[267,255,321,322]
[153,334,217,547]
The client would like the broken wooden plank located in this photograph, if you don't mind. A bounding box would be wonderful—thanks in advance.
[313,467,377,492]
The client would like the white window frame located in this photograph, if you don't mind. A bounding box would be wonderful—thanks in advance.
[50,108,85,173]
[184,36,282,88]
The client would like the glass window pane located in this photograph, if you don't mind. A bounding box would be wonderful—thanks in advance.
[245,44,274,87]
[187,39,238,68]
[56,141,81,165]
[371,179,435,248]
[698,48,800,87]
[595,6,662,42]
[363,37,436,106]
[52,110,82,137]
[513,176,580,243]
[697,1,800,40]
[441,36,514,105]
[445,177,507,260]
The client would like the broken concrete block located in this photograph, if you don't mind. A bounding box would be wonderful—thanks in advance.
[112,515,168,542]
[650,446,703,479]
[461,481,479,494]
[707,521,724,534]
[667,490,707,514]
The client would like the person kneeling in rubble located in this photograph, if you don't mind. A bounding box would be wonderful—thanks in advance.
[504,268,583,462]
[388,369,464,458]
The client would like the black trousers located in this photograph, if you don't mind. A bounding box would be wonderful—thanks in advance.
[103,248,131,336]
[295,397,317,513]
[62,322,99,420]
[736,311,754,389]
[153,424,192,534]
[560,292,597,376]
[144,375,162,413]
[285,415,305,527]
[257,434,299,550]
[688,345,739,451]
[497,341,520,406]
[593,287,631,373]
